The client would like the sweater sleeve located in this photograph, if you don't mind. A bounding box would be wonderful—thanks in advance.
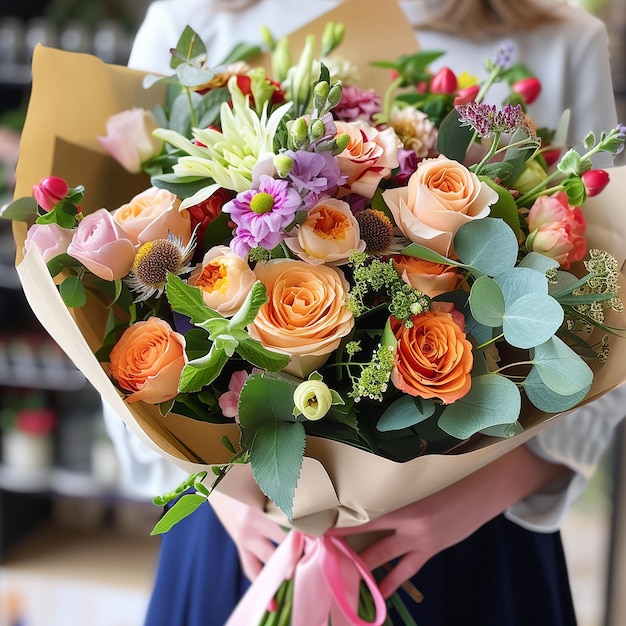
[505,384,626,532]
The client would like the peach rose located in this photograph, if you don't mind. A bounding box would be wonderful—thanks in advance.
[335,120,400,198]
[248,259,354,376]
[392,255,459,298]
[285,198,366,265]
[112,187,192,246]
[383,155,497,257]
[390,302,473,404]
[188,245,257,317]
[108,317,187,404]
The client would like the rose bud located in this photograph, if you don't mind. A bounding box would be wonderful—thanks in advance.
[541,148,562,167]
[454,85,480,106]
[430,67,457,94]
[33,176,70,212]
[512,77,541,105]
[581,169,610,197]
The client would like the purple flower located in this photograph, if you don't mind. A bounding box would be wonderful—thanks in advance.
[285,149,345,208]
[493,41,514,71]
[393,148,420,186]
[456,102,534,139]
[223,175,302,255]
[333,85,382,123]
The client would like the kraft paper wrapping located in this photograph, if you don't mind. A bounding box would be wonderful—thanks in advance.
[12,0,626,535]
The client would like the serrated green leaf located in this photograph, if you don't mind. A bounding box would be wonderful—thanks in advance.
[235,339,290,371]
[151,493,206,535]
[229,281,268,329]
[532,335,593,395]
[524,366,590,412]
[166,272,222,325]
[251,421,305,520]
[0,196,39,222]
[377,395,436,432]
[59,275,86,308]
[469,276,505,327]
[179,344,229,392]
[454,218,519,276]
[438,374,521,440]
[502,293,563,348]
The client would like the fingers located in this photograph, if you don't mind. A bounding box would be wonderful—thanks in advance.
[359,533,408,572]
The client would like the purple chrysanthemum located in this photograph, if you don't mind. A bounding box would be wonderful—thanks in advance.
[223,174,302,255]
[285,149,346,208]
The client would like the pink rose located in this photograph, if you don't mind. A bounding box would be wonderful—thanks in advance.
[284,198,366,265]
[67,209,136,280]
[112,187,192,246]
[24,223,73,262]
[526,191,586,269]
[188,245,257,317]
[98,108,163,173]
[382,155,497,257]
[32,176,70,212]
[334,120,400,198]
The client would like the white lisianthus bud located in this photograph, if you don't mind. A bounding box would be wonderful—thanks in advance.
[293,379,333,421]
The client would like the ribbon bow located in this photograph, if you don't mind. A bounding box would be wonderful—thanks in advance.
[225,529,387,626]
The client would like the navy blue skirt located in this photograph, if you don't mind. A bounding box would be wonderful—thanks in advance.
[144,503,577,626]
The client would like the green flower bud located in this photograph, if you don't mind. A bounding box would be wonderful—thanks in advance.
[309,119,326,141]
[291,35,315,111]
[333,133,351,155]
[314,80,330,112]
[290,117,310,147]
[274,154,294,178]
[511,159,547,194]
[272,37,292,83]
[327,83,343,108]
[293,379,333,421]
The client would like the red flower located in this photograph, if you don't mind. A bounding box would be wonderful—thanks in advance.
[430,67,457,94]
[187,187,232,248]
[512,77,541,105]
[235,75,286,106]
[454,85,480,106]
[33,176,69,212]
[581,169,610,197]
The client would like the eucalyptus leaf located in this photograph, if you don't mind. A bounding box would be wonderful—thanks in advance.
[59,275,86,308]
[438,374,521,440]
[519,252,559,274]
[377,395,436,432]
[251,421,305,520]
[502,293,563,348]
[480,421,524,438]
[151,493,206,535]
[494,267,549,306]
[176,64,216,89]
[171,25,207,69]
[454,218,518,276]
[436,109,475,162]
[532,336,593,395]
[524,366,591,412]
[468,276,505,327]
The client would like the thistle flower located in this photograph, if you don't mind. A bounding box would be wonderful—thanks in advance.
[127,233,195,302]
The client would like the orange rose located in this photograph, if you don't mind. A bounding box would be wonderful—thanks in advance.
[383,155,497,257]
[112,187,192,246]
[392,255,459,298]
[390,302,473,404]
[249,259,354,377]
[108,317,187,404]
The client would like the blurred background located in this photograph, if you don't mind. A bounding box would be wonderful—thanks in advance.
[0,1,625,625]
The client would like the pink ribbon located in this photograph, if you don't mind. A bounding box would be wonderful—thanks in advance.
[225,529,388,626]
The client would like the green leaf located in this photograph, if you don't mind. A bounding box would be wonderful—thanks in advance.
[468,276,505,327]
[179,344,229,392]
[377,395,436,432]
[502,293,563,349]
[171,25,207,69]
[494,267,548,306]
[176,64,215,89]
[0,196,38,221]
[46,253,84,278]
[166,273,222,325]
[151,173,214,200]
[235,339,290,371]
[518,252,559,274]
[59,275,86,308]
[220,42,263,65]
[251,421,305,520]
[563,176,586,206]
[524,366,591,412]
[454,218,519,276]
[532,336,594,395]
[557,149,583,176]
[480,421,524,438]
[400,243,461,267]
[151,493,206,535]
[478,176,520,233]
[436,109,475,162]
[229,281,268,329]
[438,374,521,440]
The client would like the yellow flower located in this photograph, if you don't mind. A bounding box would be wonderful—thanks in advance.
[293,379,333,421]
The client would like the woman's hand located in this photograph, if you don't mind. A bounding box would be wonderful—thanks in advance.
[330,446,571,598]
[209,490,286,581]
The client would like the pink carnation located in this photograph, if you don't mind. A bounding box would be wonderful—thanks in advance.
[333,85,381,123]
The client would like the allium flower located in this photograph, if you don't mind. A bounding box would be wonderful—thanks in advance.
[389,106,437,158]
[126,233,196,302]
[333,85,382,122]
[456,102,536,140]
[223,174,303,256]
[285,149,345,208]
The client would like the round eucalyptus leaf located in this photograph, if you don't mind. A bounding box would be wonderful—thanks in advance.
[377,395,436,432]
[494,266,548,307]
[532,335,594,395]
[518,252,559,274]
[469,276,505,327]
[438,374,521,440]
[454,218,518,276]
[502,294,564,348]
[524,366,591,412]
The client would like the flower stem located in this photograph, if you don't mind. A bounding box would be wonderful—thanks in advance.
[388,591,419,626]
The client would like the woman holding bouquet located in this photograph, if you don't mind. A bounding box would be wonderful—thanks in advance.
[105,0,626,624]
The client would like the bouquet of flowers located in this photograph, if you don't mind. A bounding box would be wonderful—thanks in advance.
[5,0,626,623]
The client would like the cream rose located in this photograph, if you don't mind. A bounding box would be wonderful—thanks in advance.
[112,187,192,246]
[285,198,366,265]
[248,259,354,377]
[383,155,497,257]
[188,245,257,317]
[335,120,400,199]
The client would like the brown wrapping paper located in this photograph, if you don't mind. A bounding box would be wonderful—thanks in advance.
[12,1,626,535]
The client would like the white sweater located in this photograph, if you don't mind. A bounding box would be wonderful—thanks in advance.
[106,0,625,531]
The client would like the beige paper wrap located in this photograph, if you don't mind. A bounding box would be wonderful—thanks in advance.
[12,0,626,535]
